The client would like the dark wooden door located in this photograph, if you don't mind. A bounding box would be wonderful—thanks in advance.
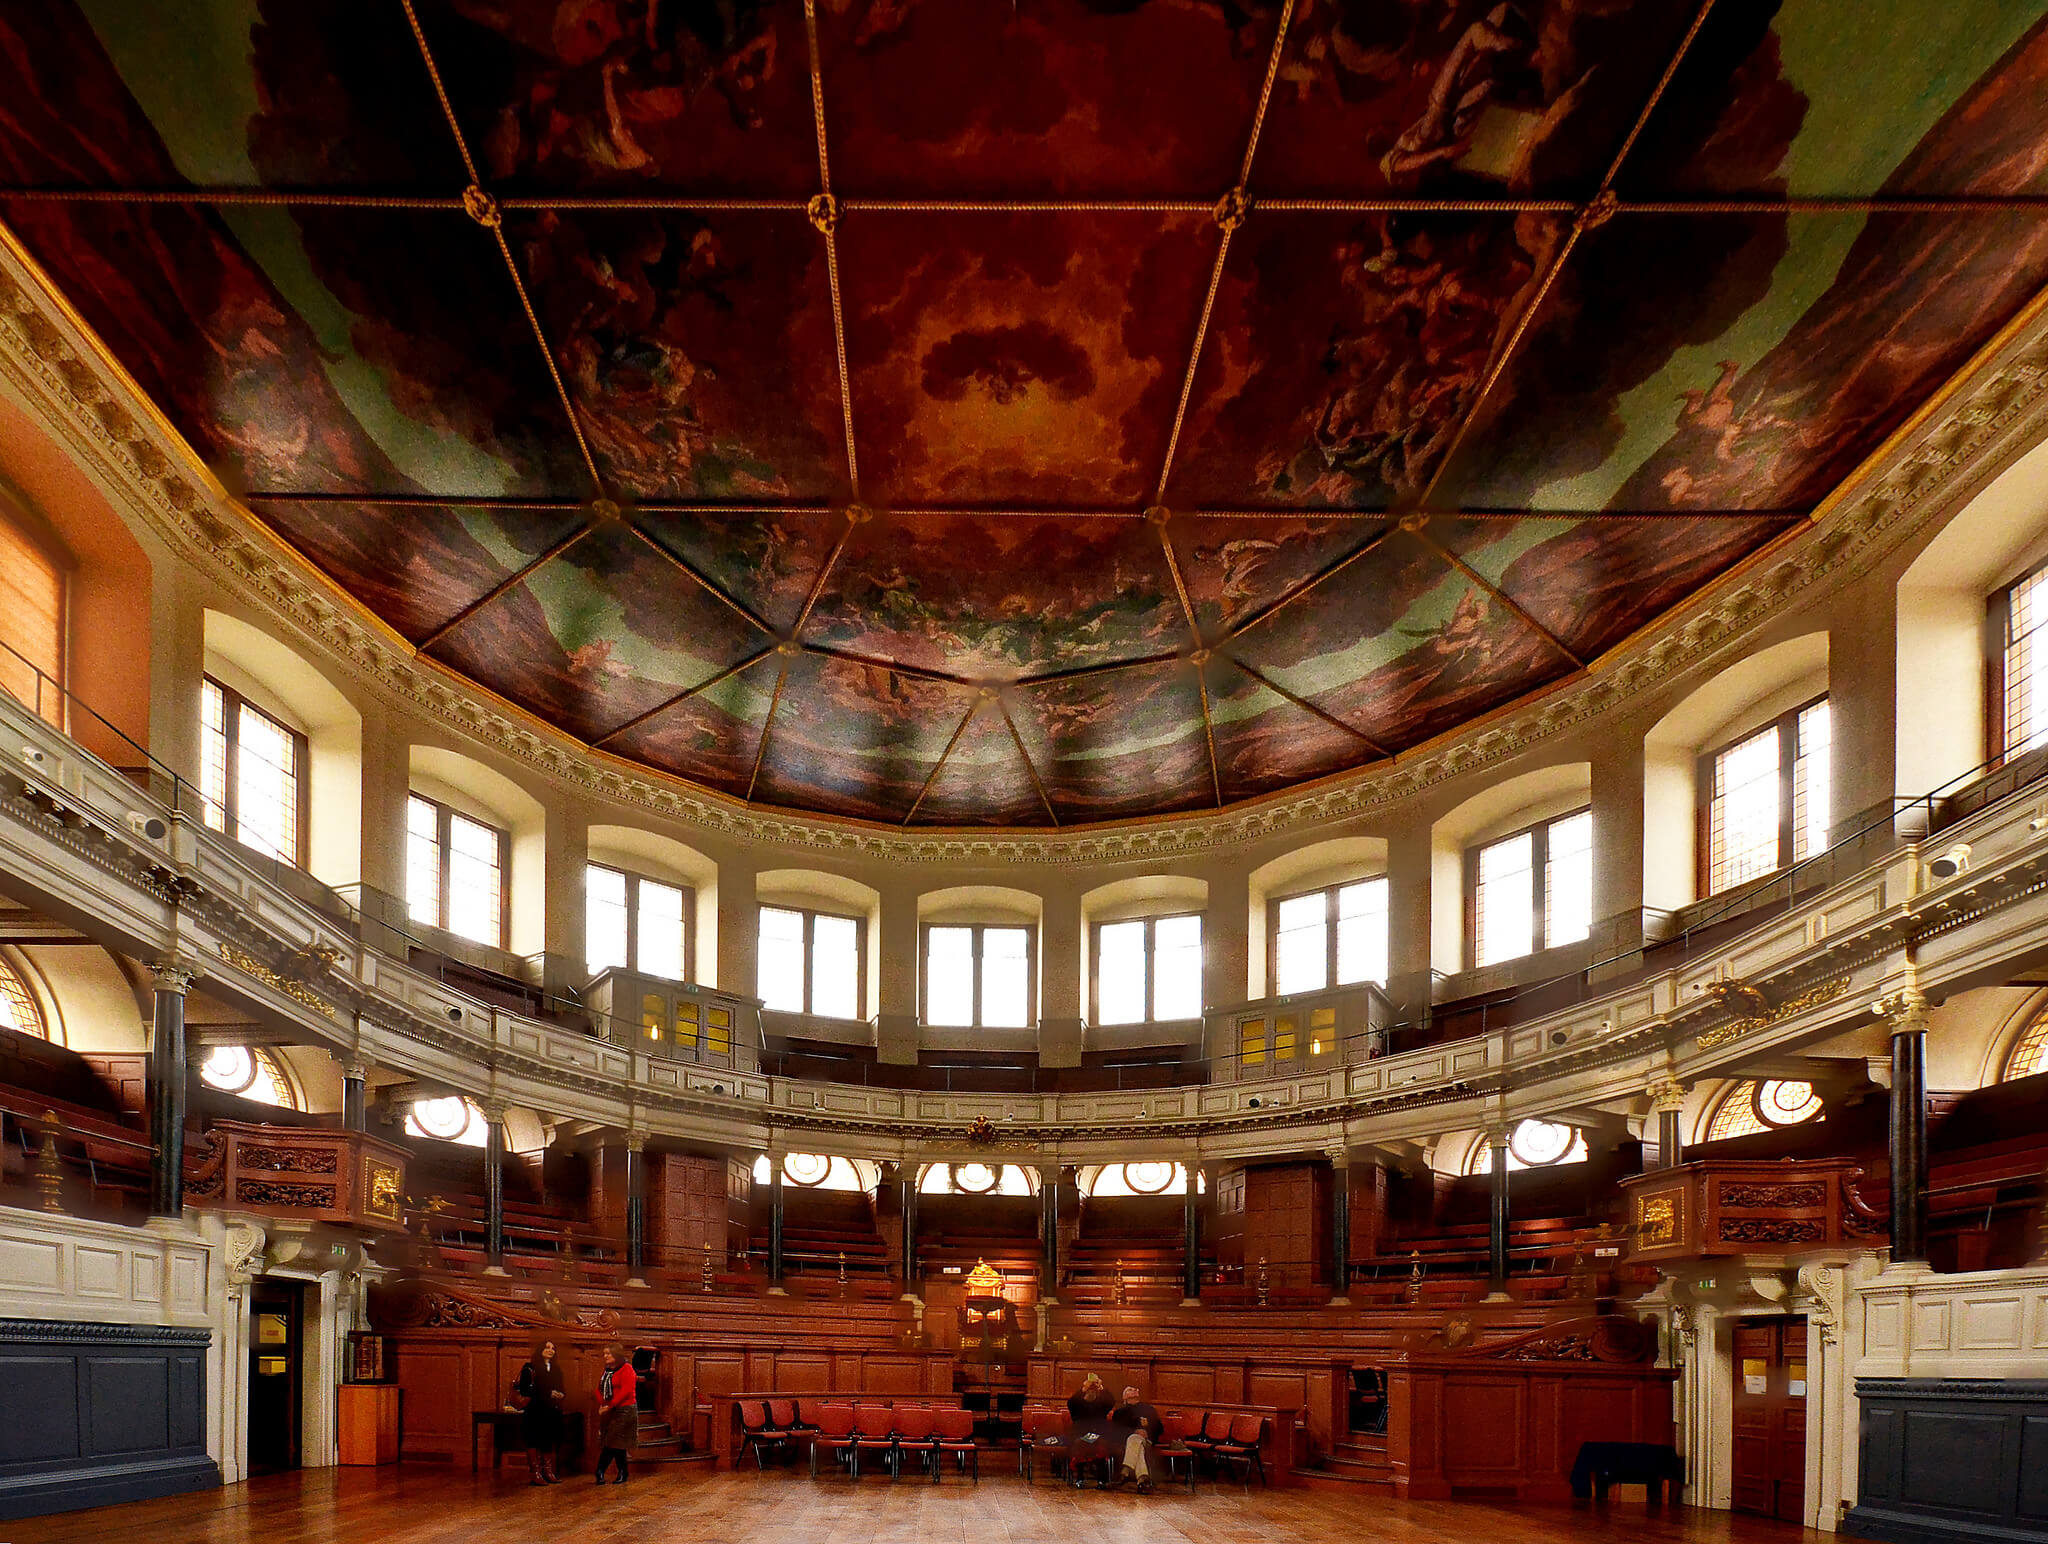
[248,1282,305,1473]
[1731,1316,1807,1523]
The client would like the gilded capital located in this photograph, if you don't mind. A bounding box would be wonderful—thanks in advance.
[148,960,198,996]
[1645,1073,1689,1113]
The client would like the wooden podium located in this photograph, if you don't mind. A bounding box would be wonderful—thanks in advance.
[338,1384,401,1466]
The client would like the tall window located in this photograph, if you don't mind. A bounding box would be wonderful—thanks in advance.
[1096,913,1203,1024]
[201,678,306,866]
[1272,877,1388,996]
[406,793,507,948]
[924,923,1034,1028]
[1702,697,1830,895]
[2004,1005,2048,1081]
[757,905,863,1020]
[585,863,690,981]
[0,515,64,726]
[1469,809,1592,968]
[1994,562,2048,760]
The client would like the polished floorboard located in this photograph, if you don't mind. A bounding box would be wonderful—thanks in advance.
[7,1464,1829,1544]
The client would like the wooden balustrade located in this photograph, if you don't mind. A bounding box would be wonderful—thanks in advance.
[1618,1157,1885,1262]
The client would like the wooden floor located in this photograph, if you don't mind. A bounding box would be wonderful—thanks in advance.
[6,1465,1826,1544]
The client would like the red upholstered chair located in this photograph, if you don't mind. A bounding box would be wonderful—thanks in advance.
[811,1404,859,1479]
[893,1406,940,1481]
[1155,1411,1200,1493]
[738,1399,794,1470]
[794,1398,826,1430]
[854,1404,899,1479]
[1214,1413,1269,1487]
[768,1398,800,1432]
[1019,1407,1066,1484]
[934,1405,979,1484]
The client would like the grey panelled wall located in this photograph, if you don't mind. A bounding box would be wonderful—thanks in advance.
[0,1319,219,1520]
[1847,1378,2048,1544]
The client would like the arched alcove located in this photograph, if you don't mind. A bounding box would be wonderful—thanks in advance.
[1896,436,2048,799]
[205,610,363,887]
[758,868,883,1022]
[1430,763,1592,977]
[587,825,719,986]
[408,745,548,958]
[1643,633,1829,911]
[1248,837,1386,1000]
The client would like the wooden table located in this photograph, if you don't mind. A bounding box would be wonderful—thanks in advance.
[470,1410,585,1472]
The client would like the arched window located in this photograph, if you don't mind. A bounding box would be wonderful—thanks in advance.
[1468,1119,1589,1173]
[1704,1078,1825,1141]
[919,1162,1038,1196]
[2004,1010,2048,1081]
[0,959,46,1038]
[197,1045,299,1110]
[750,1153,876,1192]
[405,1095,489,1147]
[1078,1162,1193,1197]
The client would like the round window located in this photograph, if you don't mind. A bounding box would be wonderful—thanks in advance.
[1754,1079,1823,1127]
[1123,1161,1176,1194]
[199,1045,258,1096]
[1507,1119,1576,1168]
[953,1162,997,1194]
[409,1095,478,1143]
[783,1152,831,1187]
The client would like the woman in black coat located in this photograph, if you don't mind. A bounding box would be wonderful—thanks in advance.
[515,1339,566,1485]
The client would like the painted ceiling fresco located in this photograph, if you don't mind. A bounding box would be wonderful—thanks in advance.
[3,1,2046,826]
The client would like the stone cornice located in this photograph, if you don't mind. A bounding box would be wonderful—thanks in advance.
[3,236,2047,861]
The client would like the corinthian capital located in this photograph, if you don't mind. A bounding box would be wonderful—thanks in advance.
[148,960,198,996]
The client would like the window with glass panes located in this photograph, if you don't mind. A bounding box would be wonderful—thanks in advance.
[924,923,1034,1028]
[1271,877,1388,996]
[1468,809,1592,969]
[757,905,863,1020]
[200,677,307,866]
[1701,696,1830,896]
[1993,562,2048,761]
[1095,913,1203,1025]
[585,863,690,981]
[405,793,508,948]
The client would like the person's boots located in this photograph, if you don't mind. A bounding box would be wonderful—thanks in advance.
[541,1451,559,1484]
[527,1450,546,1486]
[614,1454,629,1485]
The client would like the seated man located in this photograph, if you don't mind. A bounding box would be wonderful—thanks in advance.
[1066,1374,1116,1488]
[1110,1385,1163,1494]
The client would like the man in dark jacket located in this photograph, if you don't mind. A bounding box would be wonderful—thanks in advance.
[1110,1385,1163,1493]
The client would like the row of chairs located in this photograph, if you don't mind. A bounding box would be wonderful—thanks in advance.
[1017,1408,1268,1491]
[737,1400,981,1482]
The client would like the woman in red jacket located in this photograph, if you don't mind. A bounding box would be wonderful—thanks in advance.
[593,1344,637,1484]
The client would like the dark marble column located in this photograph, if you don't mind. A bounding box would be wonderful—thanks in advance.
[340,1059,367,1133]
[768,1155,786,1291]
[1328,1150,1351,1305]
[1888,987,1930,1264]
[1486,1129,1511,1298]
[146,963,196,1218]
[625,1134,647,1285]
[482,1101,507,1274]
[1649,1073,1687,1169]
[1181,1164,1202,1305]
[900,1170,920,1296]
[1039,1164,1061,1305]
